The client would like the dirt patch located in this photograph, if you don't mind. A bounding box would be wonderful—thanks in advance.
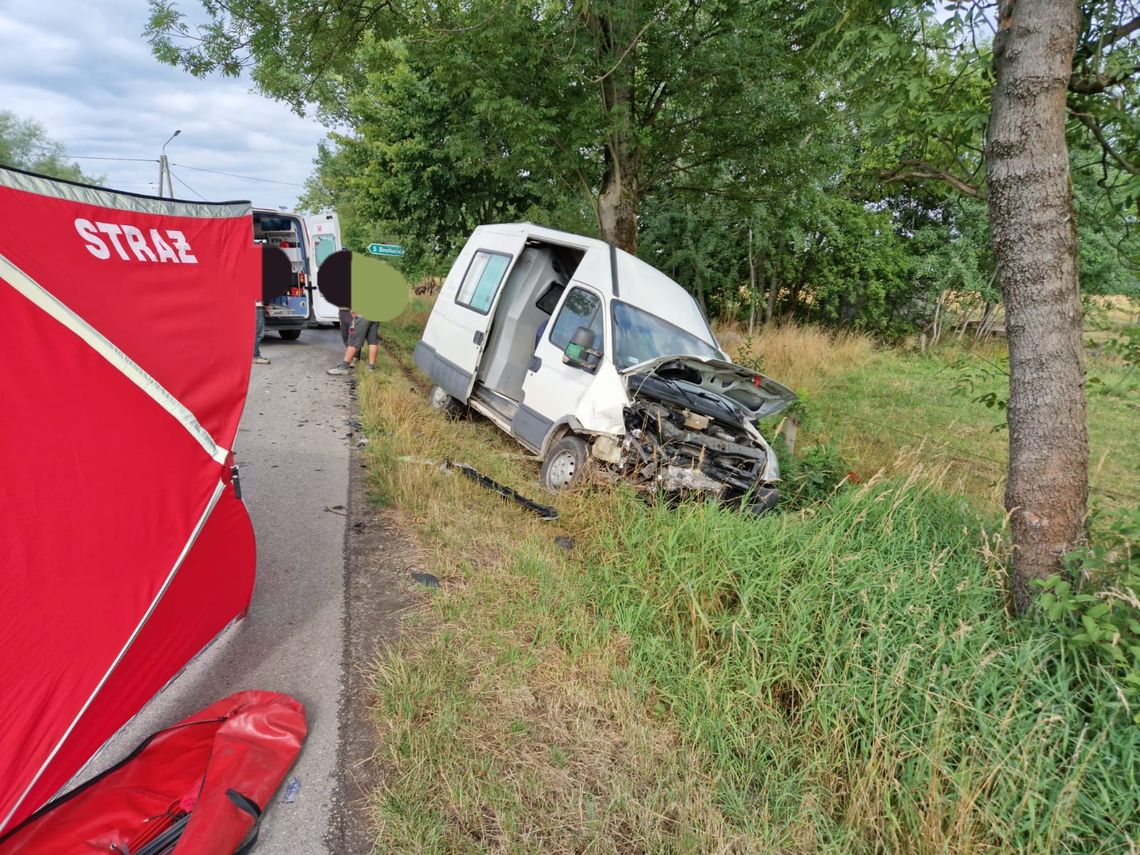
[324,389,422,853]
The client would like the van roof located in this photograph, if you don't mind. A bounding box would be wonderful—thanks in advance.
[474,223,719,351]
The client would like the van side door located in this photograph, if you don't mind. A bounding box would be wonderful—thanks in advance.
[305,212,341,323]
[417,231,528,400]
[512,283,606,451]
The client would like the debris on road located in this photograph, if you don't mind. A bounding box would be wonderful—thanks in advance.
[282,776,301,804]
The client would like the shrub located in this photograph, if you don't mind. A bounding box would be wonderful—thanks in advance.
[1038,506,1140,723]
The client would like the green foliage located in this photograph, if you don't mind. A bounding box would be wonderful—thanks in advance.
[0,111,99,183]
[953,354,1010,430]
[147,0,1139,335]
[773,438,851,508]
[1104,324,1140,368]
[1038,507,1140,723]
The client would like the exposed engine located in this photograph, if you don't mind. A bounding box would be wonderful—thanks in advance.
[620,369,772,502]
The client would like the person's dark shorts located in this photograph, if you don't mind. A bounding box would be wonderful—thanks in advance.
[347,318,380,348]
[338,308,353,346]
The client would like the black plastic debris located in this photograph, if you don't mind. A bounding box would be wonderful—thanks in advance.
[411,572,440,588]
[443,460,558,521]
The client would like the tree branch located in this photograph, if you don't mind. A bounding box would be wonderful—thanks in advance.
[1099,14,1140,49]
[1069,64,1140,94]
[1069,108,1140,175]
[879,161,987,199]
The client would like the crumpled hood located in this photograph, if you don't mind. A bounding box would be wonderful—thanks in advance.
[623,355,798,420]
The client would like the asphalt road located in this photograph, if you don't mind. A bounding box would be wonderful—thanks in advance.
[77,327,355,852]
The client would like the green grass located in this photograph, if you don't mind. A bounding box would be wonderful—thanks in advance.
[356,305,1139,853]
[801,347,1140,516]
[577,480,1139,852]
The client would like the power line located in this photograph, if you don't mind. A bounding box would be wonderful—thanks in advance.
[170,163,304,187]
[168,169,208,201]
[69,156,306,189]
[71,155,158,163]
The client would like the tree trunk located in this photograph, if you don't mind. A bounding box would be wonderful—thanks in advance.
[986,0,1087,613]
[748,228,758,335]
[592,14,640,253]
[765,261,778,325]
[597,137,639,252]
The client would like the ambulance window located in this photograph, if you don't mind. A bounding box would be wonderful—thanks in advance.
[549,287,603,351]
[314,234,337,267]
[456,251,511,314]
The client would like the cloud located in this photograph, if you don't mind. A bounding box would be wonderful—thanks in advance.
[0,0,329,208]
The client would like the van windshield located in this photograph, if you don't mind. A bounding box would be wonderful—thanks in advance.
[612,301,720,368]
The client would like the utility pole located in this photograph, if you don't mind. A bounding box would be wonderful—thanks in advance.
[159,130,181,197]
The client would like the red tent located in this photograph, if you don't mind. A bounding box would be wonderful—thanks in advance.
[0,166,259,834]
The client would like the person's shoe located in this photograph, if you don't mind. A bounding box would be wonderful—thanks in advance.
[327,364,351,375]
[367,363,376,372]
[254,356,270,364]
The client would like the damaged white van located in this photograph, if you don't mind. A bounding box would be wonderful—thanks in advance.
[414,224,797,511]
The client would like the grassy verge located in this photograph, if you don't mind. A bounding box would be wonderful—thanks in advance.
[356,304,1137,853]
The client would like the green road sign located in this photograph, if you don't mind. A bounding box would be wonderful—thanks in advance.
[367,243,405,257]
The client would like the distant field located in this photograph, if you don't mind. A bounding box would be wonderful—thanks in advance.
[716,312,1140,521]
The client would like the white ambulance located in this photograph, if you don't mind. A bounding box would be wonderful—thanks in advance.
[414,223,797,510]
[253,209,342,339]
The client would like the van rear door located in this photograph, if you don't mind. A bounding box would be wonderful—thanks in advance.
[305,212,341,323]
[418,229,527,400]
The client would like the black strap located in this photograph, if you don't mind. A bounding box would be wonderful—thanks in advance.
[227,789,263,854]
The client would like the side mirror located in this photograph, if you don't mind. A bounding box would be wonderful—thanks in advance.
[563,326,601,372]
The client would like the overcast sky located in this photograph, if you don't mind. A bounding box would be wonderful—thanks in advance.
[0,0,329,208]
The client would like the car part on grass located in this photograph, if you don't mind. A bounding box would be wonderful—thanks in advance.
[444,460,558,520]
[396,457,558,520]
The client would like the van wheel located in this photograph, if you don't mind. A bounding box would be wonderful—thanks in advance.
[428,385,465,418]
[541,435,591,491]
[278,329,302,341]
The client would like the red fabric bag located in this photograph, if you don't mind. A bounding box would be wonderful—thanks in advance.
[0,692,307,854]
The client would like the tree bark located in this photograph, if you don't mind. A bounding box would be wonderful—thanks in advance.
[748,228,758,335]
[765,261,778,325]
[590,9,640,253]
[597,91,640,252]
[986,0,1087,612]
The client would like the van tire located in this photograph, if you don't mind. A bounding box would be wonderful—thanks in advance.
[428,385,465,418]
[278,329,302,341]
[541,435,591,491]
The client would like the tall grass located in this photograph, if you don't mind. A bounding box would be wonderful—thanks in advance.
[575,475,1138,852]
[715,320,874,394]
